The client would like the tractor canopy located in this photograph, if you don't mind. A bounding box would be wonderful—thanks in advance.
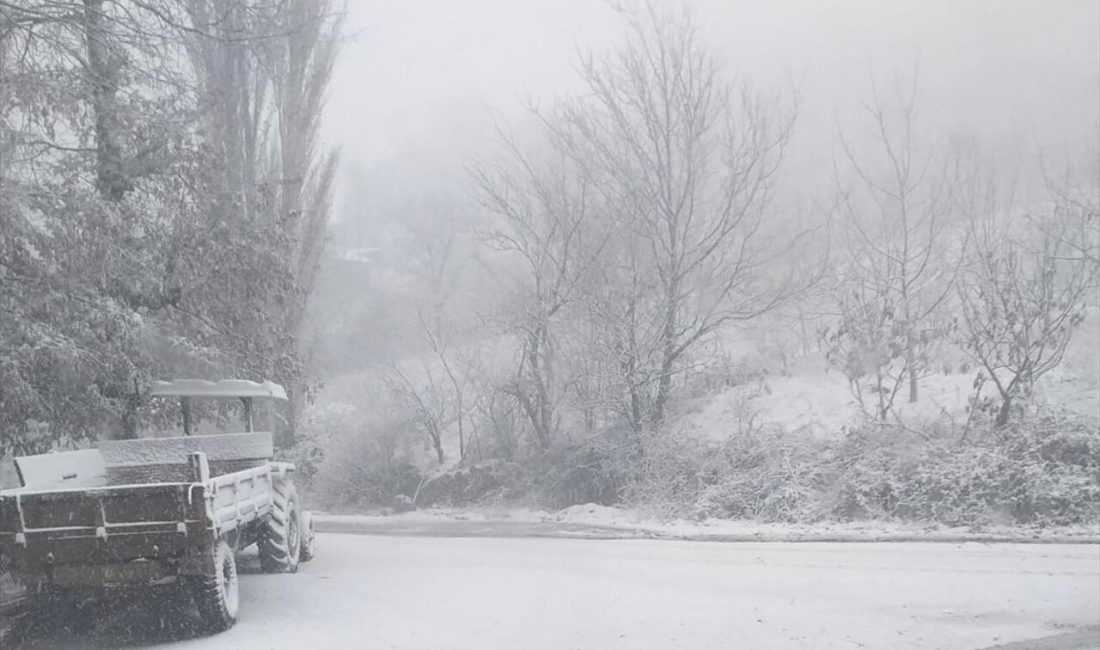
[150,379,288,436]
[150,379,288,401]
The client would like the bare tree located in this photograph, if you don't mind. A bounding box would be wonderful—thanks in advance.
[471,123,610,449]
[560,2,798,426]
[471,2,803,442]
[403,194,476,459]
[1040,155,1100,277]
[386,364,452,464]
[418,311,471,459]
[957,199,1093,428]
[825,69,962,419]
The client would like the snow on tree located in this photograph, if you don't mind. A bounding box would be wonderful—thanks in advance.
[0,0,342,453]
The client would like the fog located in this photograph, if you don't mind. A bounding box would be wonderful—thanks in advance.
[309,0,1100,382]
[325,0,1099,231]
[2,1,1099,646]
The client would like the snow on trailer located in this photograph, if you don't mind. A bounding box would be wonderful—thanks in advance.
[0,378,317,637]
[99,432,277,484]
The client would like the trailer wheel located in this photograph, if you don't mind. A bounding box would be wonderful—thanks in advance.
[191,538,239,633]
[299,511,316,562]
[259,480,301,573]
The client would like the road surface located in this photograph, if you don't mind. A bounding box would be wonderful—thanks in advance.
[14,529,1100,649]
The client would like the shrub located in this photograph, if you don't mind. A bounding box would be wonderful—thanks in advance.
[625,410,1099,527]
[692,427,837,522]
[829,413,1099,526]
[305,404,425,511]
[417,460,527,507]
[536,427,633,509]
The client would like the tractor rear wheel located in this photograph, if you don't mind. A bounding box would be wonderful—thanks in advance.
[259,480,301,573]
[190,538,239,633]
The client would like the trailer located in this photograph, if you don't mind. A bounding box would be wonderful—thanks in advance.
[0,379,316,635]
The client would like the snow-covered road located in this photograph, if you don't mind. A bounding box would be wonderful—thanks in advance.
[20,533,1100,650]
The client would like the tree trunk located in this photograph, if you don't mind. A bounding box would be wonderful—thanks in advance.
[995,396,1013,428]
[905,320,919,403]
[120,399,138,440]
[119,380,140,440]
[525,323,554,449]
[456,384,465,460]
[432,435,444,464]
[284,383,308,449]
[617,297,644,431]
[458,419,465,460]
[83,0,128,201]
[652,350,674,425]
[876,371,887,420]
[629,382,642,431]
[652,284,679,425]
[618,343,643,431]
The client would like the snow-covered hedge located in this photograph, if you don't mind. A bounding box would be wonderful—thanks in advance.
[833,418,1099,526]
[302,396,1098,529]
[629,411,1100,527]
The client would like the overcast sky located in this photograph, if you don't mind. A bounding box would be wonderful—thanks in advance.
[322,0,1100,220]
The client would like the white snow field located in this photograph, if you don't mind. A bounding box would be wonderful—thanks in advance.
[24,533,1100,650]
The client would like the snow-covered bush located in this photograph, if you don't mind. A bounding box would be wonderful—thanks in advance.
[416,461,527,507]
[620,424,836,523]
[616,409,1099,527]
[831,413,1099,526]
[621,431,707,519]
[304,402,425,511]
[535,428,633,509]
[690,426,836,523]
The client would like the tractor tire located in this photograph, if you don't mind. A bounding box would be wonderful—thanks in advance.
[190,538,239,633]
[299,511,316,562]
[259,480,301,573]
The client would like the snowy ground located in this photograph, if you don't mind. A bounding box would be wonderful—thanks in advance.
[16,531,1100,650]
[673,311,1100,438]
[675,352,1099,441]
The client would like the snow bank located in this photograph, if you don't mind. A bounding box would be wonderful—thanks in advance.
[676,346,1098,441]
[552,503,636,526]
[315,506,1100,545]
